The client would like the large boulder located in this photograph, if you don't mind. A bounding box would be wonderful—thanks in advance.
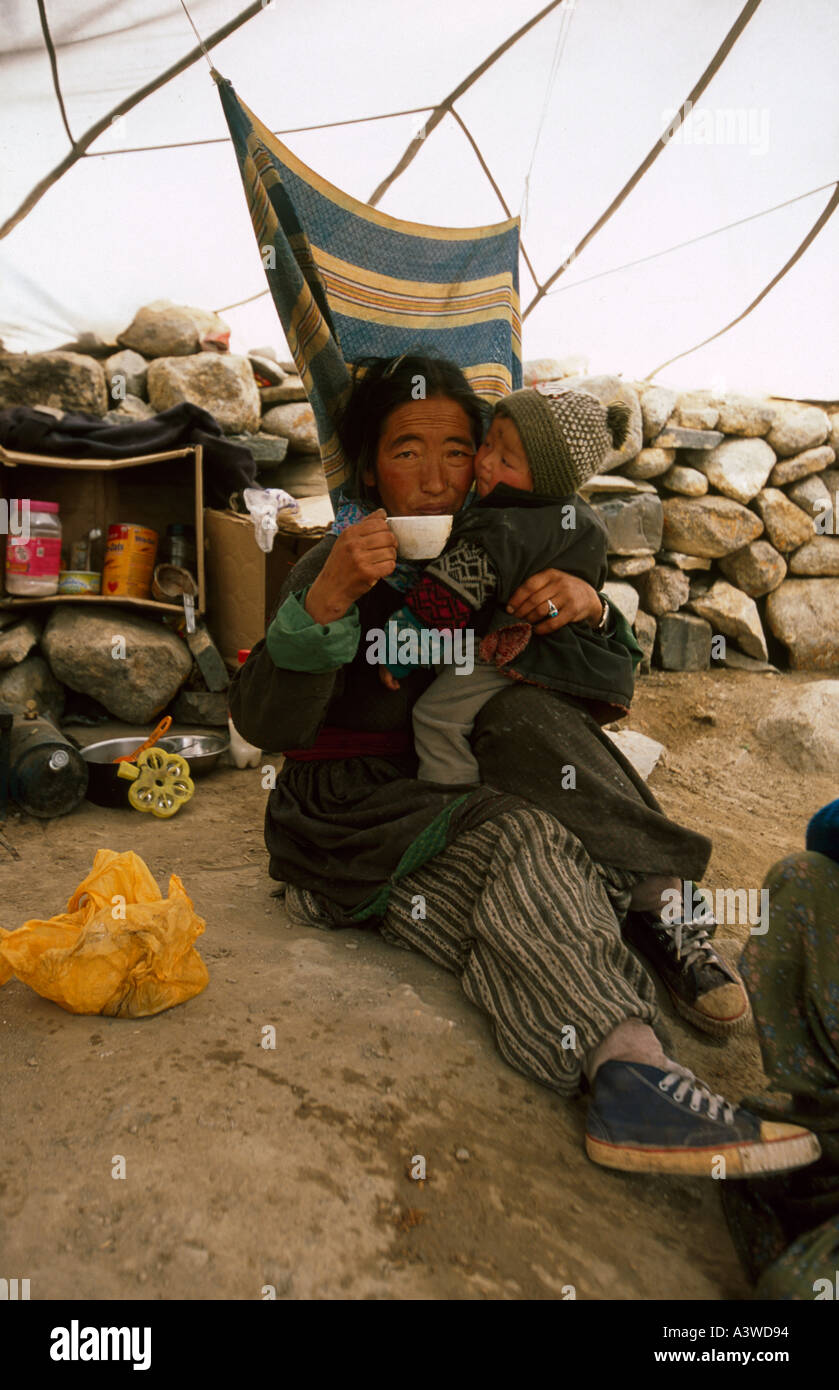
[674,391,719,431]
[769,444,834,487]
[752,488,814,552]
[766,579,839,669]
[661,496,763,557]
[118,301,231,358]
[146,353,260,434]
[589,493,663,555]
[260,401,321,454]
[638,386,678,443]
[690,437,776,504]
[659,550,711,571]
[603,729,664,780]
[756,681,839,771]
[0,618,41,668]
[609,554,655,577]
[633,610,656,674]
[523,356,588,386]
[103,394,155,424]
[639,565,690,617]
[41,609,192,722]
[713,394,775,437]
[601,581,640,626]
[623,446,675,479]
[0,653,64,720]
[689,580,768,660]
[661,465,708,496]
[656,614,712,671]
[766,402,829,458]
[718,540,786,596]
[786,474,832,520]
[545,374,642,469]
[260,376,307,405]
[104,348,148,402]
[788,537,839,576]
[0,351,108,415]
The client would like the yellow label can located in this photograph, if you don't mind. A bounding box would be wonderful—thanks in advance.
[102,524,158,598]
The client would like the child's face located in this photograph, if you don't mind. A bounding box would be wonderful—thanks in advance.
[473,414,534,498]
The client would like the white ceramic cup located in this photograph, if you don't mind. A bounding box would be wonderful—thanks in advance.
[386,514,453,560]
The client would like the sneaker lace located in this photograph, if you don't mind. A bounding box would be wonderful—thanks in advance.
[655,915,717,970]
[658,1065,736,1124]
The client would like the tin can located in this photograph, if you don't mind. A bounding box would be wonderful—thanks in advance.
[58,570,102,595]
[102,524,158,598]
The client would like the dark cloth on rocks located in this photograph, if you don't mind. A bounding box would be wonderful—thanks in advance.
[229,537,712,911]
[0,403,257,509]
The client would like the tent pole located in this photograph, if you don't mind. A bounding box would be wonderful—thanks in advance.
[0,1,265,242]
[644,183,839,381]
[522,0,764,320]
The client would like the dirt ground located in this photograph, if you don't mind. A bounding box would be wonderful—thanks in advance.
[1,670,834,1302]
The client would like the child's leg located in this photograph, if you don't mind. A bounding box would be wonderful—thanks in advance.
[413,663,510,784]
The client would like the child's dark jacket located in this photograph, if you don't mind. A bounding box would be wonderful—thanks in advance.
[403,483,640,718]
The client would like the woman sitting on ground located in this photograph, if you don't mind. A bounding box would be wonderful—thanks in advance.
[230,352,818,1181]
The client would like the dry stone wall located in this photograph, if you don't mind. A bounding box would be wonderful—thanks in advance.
[0,308,837,676]
[525,365,839,673]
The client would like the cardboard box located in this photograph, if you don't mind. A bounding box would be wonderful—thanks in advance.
[204,495,332,663]
[0,446,205,616]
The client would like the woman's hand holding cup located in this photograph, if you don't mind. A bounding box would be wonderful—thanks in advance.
[305,509,397,624]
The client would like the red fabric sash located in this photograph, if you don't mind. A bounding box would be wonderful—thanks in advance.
[283,726,414,762]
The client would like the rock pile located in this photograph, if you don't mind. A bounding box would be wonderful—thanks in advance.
[0,299,319,479]
[525,366,839,672]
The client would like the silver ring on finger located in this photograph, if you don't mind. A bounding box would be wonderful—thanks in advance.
[546,600,559,618]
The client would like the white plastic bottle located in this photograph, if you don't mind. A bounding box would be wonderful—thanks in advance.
[228,648,262,768]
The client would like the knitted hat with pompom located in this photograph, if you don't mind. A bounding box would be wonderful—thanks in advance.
[494,386,630,498]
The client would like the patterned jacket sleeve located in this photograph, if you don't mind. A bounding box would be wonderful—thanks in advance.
[381,540,500,678]
[406,539,499,630]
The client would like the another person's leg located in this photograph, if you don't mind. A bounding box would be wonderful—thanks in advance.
[379,806,818,1178]
[721,851,839,1296]
[412,662,511,785]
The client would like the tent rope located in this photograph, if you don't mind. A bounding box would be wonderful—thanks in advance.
[87,107,437,157]
[645,182,839,380]
[178,0,219,77]
[520,0,575,228]
[544,180,839,297]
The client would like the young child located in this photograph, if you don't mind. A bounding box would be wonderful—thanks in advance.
[379,385,641,785]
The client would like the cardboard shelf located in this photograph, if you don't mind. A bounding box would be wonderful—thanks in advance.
[1,443,205,616]
[0,593,188,616]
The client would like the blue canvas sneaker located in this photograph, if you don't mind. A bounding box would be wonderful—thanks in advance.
[623,892,751,1038]
[586,1061,821,1178]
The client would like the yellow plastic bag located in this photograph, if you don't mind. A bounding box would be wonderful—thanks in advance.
[0,848,209,1017]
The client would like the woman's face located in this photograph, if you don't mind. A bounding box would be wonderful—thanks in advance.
[363,397,477,516]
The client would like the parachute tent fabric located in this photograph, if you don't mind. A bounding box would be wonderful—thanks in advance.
[217,78,522,496]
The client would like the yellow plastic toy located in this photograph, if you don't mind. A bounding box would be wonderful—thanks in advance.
[117,746,195,818]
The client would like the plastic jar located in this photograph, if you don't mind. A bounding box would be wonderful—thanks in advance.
[4,500,62,596]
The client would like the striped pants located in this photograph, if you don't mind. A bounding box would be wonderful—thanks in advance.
[286,805,659,1096]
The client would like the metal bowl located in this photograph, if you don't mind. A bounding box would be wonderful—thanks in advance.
[159,732,229,777]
